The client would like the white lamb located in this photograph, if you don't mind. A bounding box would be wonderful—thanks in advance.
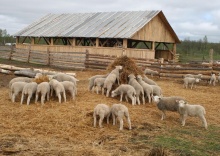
[177,100,208,129]
[88,74,108,91]
[128,74,145,105]
[35,82,50,105]
[103,66,123,97]
[111,104,132,131]
[93,104,111,128]
[183,77,200,89]
[49,79,66,103]
[152,95,186,120]
[184,74,203,79]
[93,77,106,94]
[10,82,28,102]
[142,75,158,86]
[9,77,33,88]
[111,84,136,106]
[21,82,38,105]
[209,73,216,86]
[60,81,76,100]
[144,68,159,77]
[136,75,153,103]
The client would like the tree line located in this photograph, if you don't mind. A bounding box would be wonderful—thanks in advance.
[0,29,15,45]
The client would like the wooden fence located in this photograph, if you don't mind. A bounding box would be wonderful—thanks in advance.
[1,46,220,79]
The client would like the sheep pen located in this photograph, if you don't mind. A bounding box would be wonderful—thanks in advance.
[0,60,220,156]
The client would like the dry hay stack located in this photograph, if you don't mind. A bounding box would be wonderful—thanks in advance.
[33,75,49,84]
[107,56,144,84]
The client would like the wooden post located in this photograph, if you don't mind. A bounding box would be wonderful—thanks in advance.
[209,49,213,64]
[9,45,14,60]
[123,39,127,56]
[31,37,35,45]
[47,47,50,66]
[85,49,89,68]
[50,38,54,46]
[27,45,31,63]
[96,38,99,47]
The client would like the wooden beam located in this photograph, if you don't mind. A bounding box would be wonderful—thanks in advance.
[123,39,127,48]
[44,37,50,45]
[152,41,155,50]
[50,38,54,46]
[96,38,99,47]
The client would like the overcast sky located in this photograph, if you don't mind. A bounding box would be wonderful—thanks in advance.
[0,0,220,42]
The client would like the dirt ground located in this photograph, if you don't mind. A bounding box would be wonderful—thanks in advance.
[0,62,220,156]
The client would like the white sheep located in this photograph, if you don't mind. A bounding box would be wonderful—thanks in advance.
[142,75,158,86]
[136,75,153,103]
[9,77,33,88]
[88,74,108,91]
[60,81,76,100]
[183,77,200,89]
[103,66,123,97]
[128,74,145,105]
[209,73,216,86]
[49,79,66,103]
[93,77,106,94]
[177,100,207,129]
[35,82,50,105]
[144,68,159,77]
[111,104,132,131]
[93,104,111,128]
[152,95,186,120]
[150,84,163,97]
[184,74,203,79]
[111,84,136,106]
[21,82,38,105]
[10,82,28,102]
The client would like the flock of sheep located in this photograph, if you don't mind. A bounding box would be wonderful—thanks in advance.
[9,73,78,105]
[90,66,208,130]
[7,65,209,131]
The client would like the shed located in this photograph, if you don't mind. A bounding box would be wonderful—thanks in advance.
[14,10,180,61]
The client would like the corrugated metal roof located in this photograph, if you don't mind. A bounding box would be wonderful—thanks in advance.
[14,10,162,38]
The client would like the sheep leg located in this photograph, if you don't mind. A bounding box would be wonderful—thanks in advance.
[127,94,135,105]
[142,94,145,104]
[20,93,25,105]
[70,90,75,100]
[125,95,128,102]
[181,114,187,126]
[120,93,124,102]
[200,115,208,129]
[35,93,39,103]
[119,117,124,131]
[12,93,16,103]
[58,93,61,103]
[147,93,151,103]
[96,86,99,94]
[112,113,116,125]
[106,113,110,124]
[161,110,166,120]
[99,114,104,128]
[63,91,66,103]
[47,91,50,101]
[191,83,194,89]
[125,112,132,130]
[27,94,32,105]
[41,94,45,105]
[136,96,140,105]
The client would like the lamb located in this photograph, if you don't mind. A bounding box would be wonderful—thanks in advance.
[88,74,108,91]
[93,77,106,94]
[150,84,163,97]
[184,74,203,79]
[111,104,132,131]
[21,82,38,105]
[93,104,111,128]
[136,75,153,103]
[10,82,28,102]
[49,79,66,103]
[103,66,123,97]
[142,75,158,86]
[183,77,200,89]
[152,95,186,120]
[144,68,159,77]
[111,84,136,106]
[9,77,33,88]
[128,74,145,105]
[209,73,216,86]
[177,100,207,129]
[35,82,50,105]
[60,81,76,100]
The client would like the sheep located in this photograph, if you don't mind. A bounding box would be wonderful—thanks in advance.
[103,66,123,97]
[21,82,38,105]
[184,74,203,79]
[152,95,186,120]
[142,75,158,86]
[218,73,220,83]
[60,81,76,100]
[35,73,43,79]
[93,77,106,94]
[111,104,132,131]
[35,82,50,105]
[93,104,111,128]
[88,74,108,91]
[10,82,28,102]
[144,68,159,77]
[9,77,33,88]
[111,84,136,106]
[49,79,66,103]
[128,74,145,105]
[177,100,207,129]
[136,75,153,103]
[183,77,200,89]
[209,73,216,86]
[150,84,163,97]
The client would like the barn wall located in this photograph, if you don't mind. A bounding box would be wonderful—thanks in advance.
[131,15,175,43]
[16,44,155,59]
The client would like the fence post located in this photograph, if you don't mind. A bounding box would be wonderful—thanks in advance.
[27,45,31,63]
[85,49,89,68]
[47,47,50,66]
[9,45,14,60]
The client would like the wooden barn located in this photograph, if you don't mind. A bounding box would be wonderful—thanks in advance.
[14,10,180,61]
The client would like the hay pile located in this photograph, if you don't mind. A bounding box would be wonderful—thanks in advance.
[33,75,49,84]
[107,56,144,84]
